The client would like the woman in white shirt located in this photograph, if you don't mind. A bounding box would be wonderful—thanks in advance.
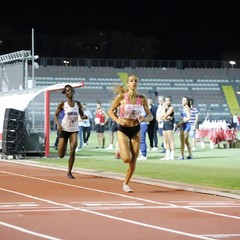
[54,84,87,179]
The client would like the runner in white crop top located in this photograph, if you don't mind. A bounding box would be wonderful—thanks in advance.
[61,101,79,132]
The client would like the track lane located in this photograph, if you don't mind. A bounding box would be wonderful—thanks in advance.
[1,161,240,240]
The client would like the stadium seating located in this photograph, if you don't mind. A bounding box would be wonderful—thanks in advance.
[33,66,240,125]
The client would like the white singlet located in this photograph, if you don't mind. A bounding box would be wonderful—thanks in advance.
[61,101,79,132]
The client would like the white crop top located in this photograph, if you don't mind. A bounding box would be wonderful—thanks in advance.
[61,101,79,132]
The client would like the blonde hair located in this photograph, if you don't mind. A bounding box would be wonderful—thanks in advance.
[114,74,139,94]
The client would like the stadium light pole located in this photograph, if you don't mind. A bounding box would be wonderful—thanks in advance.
[32,28,35,87]
[31,28,36,131]
[229,60,236,69]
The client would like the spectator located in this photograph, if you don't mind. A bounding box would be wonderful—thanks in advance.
[77,116,83,151]
[189,98,199,151]
[106,109,119,150]
[147,98,158,151]
[94,101,108,148]
[176,96,192,160]
[156,95,165,153]
[160,96,175,160]
[54,110,64,150]
[233,113,239,130]
[81,103,93,146]
[138,106,148,160]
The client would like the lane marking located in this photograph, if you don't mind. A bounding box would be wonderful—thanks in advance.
[170,201,240,206]
[0,170,175,206]
[81,201,144,207]
[73,200,139,204]
[0,221,62,240]
[0,187,215,240]
[201,233,240,238]
[0,203,39,208]
[1,170,240,220]
[0,209,73,213]
[182,206,240,220]
[0,202,36,204]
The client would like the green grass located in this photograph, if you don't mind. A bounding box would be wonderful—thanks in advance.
[30,131,240,191]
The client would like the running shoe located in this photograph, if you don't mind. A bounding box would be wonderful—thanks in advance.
[123,184,133,193]
[187,156,193,160]
[177,156,184,160]
[67,173,75,179]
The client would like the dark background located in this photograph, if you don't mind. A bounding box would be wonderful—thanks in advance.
[1,0,240,60]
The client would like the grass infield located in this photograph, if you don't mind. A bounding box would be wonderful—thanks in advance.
[30,131,240,191]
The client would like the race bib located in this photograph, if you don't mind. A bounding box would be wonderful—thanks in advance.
[95,117,100,124]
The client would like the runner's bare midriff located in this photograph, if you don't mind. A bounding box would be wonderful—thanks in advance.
[123,118,139,127]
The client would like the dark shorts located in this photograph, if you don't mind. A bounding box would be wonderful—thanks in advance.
[163,121,174,131]
[118,125,140,139]
[95,124,105,133]
[58,130,78,139]
[110,122,119,132]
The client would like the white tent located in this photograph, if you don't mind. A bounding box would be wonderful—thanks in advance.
[0,82,84,156]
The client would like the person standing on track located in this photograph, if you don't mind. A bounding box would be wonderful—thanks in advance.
[54,84,87,179]
[108,74,153,192]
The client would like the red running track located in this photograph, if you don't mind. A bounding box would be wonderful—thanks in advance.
[0,160,240,240]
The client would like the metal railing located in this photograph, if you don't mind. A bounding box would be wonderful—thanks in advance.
[38,58,240,69]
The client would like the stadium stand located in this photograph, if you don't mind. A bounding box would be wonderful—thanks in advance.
[33,65,240,128]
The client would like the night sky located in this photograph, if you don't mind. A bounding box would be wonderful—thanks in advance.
[1,0,240,60]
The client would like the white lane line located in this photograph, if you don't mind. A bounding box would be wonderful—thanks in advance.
[74,200,140,204]
[170,201,240,206]
[182,206,240,220]
[0,203,39,208]
[0,221,62,240]
[0,187,215,240]
[82,202,144,207]
[201,233,240,238]
[0,202,36,204]
[0,170,175,206]
[74,205,179,211]
[0,209,73,213]
[1,170,240,220]
[171,201,236,203]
